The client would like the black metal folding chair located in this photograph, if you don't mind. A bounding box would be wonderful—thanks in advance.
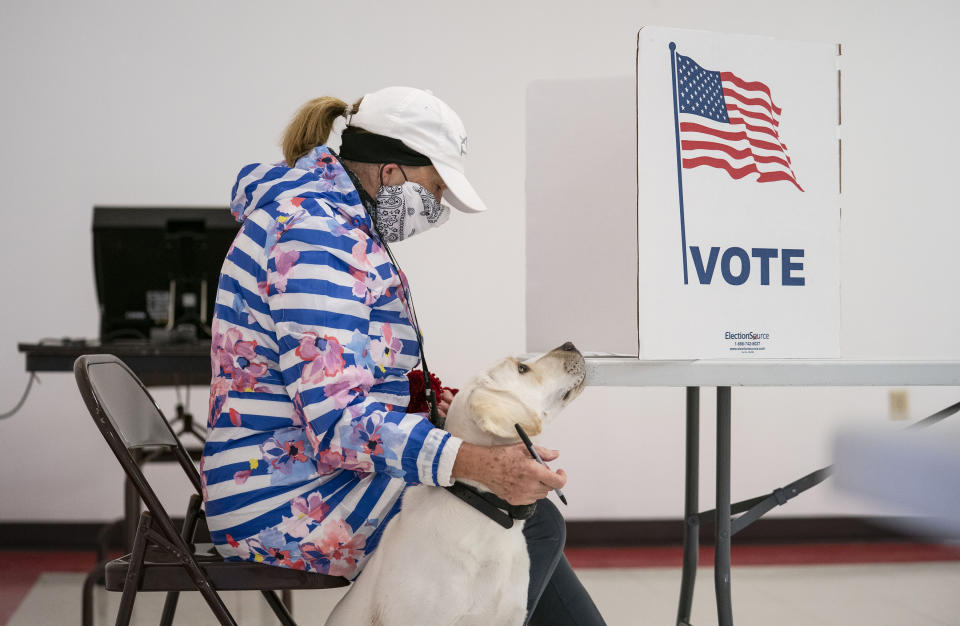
[74,354,349,625]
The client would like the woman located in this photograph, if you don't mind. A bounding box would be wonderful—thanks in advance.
[202,86,604,624]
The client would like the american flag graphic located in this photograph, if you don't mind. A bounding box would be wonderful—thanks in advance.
[674,51,803,191]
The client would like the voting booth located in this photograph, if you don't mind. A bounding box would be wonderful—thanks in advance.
[527,26,841,359]
[524,26,960,626]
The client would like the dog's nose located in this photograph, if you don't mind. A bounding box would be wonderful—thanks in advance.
[560,341,577,352]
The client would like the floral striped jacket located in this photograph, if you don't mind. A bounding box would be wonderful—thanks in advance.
[201,145,461,578]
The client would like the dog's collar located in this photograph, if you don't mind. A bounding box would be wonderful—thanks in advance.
[444,482,537,529]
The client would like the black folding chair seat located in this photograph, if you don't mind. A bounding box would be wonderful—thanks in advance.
[74,354,349,626]
[105,547,350,592]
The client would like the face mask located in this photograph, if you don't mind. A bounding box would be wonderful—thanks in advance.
[373,171,451,243]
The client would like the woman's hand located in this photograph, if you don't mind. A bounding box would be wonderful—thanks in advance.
[451,442,567,505]
[438,389,455,418]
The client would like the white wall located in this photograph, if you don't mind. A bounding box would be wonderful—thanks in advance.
[1,0,958,523]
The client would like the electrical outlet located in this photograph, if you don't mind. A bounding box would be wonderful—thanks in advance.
[889,389,909,420]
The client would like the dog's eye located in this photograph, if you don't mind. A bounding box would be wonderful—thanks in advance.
[517,363,529,374]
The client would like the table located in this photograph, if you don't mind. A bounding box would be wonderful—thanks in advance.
[584,357,960,626]
[19,341,210,386]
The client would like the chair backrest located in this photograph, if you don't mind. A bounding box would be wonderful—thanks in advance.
[81,355,179,448]
[74,354,203,541]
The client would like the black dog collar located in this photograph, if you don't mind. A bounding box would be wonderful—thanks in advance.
[445,482,537,529]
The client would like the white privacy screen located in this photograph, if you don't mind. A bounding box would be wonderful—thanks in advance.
[525,77,638,356]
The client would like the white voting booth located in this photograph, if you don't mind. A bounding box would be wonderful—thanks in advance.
[526,26,960,626]
[527,26,840,360]
[639,27,841,359]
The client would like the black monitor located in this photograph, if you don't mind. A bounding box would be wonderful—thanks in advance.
[92,207,239,343]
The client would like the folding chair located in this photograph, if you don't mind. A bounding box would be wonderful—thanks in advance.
[74,354,349,625]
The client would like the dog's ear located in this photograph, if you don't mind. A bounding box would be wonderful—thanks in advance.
[467,387,542,439]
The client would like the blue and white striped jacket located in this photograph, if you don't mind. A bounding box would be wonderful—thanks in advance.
[201,145,462,578]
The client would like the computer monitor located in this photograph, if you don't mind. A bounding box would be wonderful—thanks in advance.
[92,207,239,343]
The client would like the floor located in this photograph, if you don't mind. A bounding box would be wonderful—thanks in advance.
[3,543,960,625]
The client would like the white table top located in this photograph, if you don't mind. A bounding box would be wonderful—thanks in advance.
[583,356,960,387]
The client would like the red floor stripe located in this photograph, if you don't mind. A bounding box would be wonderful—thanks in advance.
[0,551,97,625]
[564,541,960,569]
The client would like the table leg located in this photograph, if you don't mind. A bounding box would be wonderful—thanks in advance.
[715,386,733,626]
[677,386,700,626]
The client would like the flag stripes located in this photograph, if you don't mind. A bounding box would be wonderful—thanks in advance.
[674,51,802,191]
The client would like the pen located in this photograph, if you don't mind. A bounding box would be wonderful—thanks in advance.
[514,423,568,505]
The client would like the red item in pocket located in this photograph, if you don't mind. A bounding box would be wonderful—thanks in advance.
[406,370,458,414]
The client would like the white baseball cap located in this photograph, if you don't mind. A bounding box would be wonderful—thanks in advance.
[347,86,487,214]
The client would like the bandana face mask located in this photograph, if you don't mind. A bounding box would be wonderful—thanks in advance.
[373,166,451,243]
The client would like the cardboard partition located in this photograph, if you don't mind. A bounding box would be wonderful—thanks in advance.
[525,27,840,360]
[637,26,841,359]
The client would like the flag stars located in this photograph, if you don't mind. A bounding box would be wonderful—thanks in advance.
[674,53,729,123]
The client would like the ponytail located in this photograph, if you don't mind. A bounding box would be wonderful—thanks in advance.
[281,96,362,166]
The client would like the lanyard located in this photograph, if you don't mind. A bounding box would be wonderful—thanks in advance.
[336,155,444,429]
[380,239,444,429]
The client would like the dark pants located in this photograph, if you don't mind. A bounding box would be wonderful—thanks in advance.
[523,499,606,625]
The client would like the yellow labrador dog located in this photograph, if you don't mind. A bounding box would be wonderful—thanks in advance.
[326,342,586,626]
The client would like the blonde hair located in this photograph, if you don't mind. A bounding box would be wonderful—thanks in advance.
[281,96,363,166]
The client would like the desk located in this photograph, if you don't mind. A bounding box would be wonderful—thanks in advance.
[19,341,210,387]
[584,357,960,626]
